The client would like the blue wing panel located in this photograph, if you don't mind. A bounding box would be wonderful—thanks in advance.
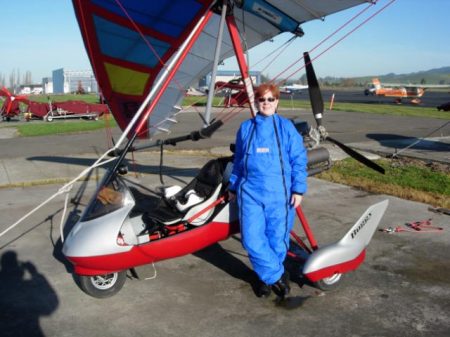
[91,0,203,38]
[94,15,170,68]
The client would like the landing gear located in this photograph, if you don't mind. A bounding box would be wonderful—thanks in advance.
[77,271,127,298]
[313,273,343,291]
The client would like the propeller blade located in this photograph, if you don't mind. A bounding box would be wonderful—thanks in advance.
[304,51,324,126]
[303,51,384,175]
[327,136,385,174]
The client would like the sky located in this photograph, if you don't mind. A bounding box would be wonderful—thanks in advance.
[1,0,449,84]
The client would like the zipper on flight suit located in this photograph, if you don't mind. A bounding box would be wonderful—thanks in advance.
[272,116,290,252]
[238,122,256,240]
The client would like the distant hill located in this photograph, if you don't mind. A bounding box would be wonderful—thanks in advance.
[358,67,450,85]
[312,66,450,87]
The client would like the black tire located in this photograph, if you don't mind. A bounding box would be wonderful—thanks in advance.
[313,273,343,291]
[78,271,127,298]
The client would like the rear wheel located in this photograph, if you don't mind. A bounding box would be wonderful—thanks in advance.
[313,273,343,291]
[78,271,127,298]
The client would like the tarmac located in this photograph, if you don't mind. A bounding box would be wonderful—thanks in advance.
[0,111,449,337]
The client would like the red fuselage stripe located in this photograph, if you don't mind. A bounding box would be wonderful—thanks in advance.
[66,220,239,275]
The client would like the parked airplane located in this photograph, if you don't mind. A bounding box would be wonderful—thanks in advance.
[364,78,449,104]
[280,83,308,94]
[186,87,207,96]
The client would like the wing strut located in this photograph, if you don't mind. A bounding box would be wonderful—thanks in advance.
[204,0,229,125]
[226,14,257,117]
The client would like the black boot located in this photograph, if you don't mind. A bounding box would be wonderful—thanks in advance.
[256,280,272,298]
[272,271,290,298]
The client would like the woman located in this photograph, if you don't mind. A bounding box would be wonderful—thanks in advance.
[228,83,308,298]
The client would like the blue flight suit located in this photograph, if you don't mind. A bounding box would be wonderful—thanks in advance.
[228,113,307,285]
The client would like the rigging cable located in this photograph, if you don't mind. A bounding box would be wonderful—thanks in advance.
[0,153,117,239]
[114,0,212,140]
[256,36,297,75]
[2,1,400,241]
[211,35,297,123]
[281,0,397,82]
[272,0,376,83]
[178,35,297,123]
[114,0,215,105]
[213,0,394,123]
[391,121,450,158]
[214,1,380,120]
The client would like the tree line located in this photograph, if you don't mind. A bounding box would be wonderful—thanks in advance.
[0,69,33,89]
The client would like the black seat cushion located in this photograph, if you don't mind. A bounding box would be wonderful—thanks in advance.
[142,158,231,227]
[143,198,183,225]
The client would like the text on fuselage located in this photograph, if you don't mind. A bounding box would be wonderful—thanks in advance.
[351,212,372,239]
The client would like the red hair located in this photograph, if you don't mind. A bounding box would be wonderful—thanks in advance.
[255,83,280,99]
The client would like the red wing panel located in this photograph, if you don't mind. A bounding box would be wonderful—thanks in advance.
[72,0,212,137]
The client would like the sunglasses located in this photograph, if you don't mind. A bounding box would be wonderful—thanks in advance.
[257,97,276,103]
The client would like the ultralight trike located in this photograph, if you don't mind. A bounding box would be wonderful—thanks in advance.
[62,152,388,298]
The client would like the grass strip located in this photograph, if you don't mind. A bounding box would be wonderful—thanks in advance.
[29,94,101,104]
[317,158,450,208]
[182,96,450,120]
[16,118,117,137]
[6,96,447,137]
[277,99,449,119]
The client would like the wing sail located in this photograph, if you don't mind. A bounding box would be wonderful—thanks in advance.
[73,0,372,138]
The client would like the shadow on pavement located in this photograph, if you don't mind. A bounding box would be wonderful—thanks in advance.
[366,133,450,152]
[0,251,59,337]
[193,242,255,284]
[27,155,200,182]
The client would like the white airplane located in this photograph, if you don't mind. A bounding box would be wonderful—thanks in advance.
[280,83,308,94]
[186,87,207,96]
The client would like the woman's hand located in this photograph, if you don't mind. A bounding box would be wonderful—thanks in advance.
[290,193,303,208]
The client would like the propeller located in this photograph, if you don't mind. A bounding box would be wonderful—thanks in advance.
[304,52,385,174]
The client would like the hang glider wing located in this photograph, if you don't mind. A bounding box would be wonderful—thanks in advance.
[0,87,12,98]
[73,0,373,138]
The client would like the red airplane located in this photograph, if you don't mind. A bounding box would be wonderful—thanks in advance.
[214,78,249,107]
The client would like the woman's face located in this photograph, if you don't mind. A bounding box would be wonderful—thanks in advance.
[257,90,278,116]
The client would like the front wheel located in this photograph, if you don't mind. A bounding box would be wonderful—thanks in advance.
[313,273,343,291]
[78,271,127,298]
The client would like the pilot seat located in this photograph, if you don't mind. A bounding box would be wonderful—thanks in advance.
[143,157,232,232]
